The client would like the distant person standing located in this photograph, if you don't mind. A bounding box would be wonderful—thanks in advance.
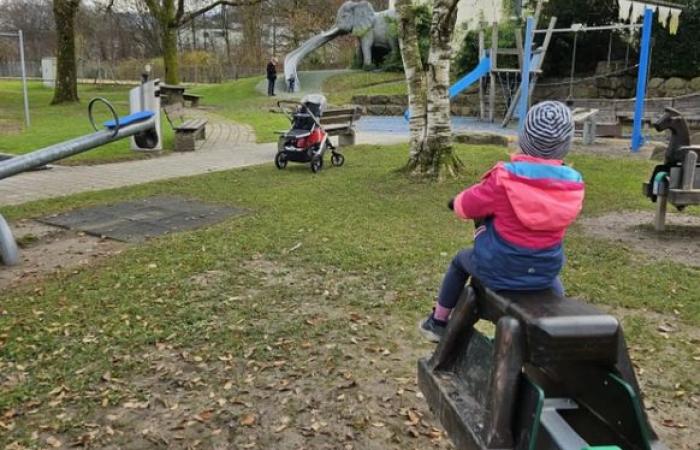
[266,57,277,96]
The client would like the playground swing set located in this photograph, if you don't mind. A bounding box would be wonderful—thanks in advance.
[446,0,685,153]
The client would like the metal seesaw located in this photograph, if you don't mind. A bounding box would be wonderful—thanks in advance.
[0,98,158,266]
[418,279,668,450]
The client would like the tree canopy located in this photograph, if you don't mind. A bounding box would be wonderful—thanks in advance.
[540,0,699,79]
[454,0,700,80]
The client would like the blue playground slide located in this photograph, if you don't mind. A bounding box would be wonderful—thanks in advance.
[404,57,491,121]
[449,56,491,99]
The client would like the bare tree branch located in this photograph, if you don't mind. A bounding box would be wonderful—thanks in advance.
[178,0,262,27]
[143,0,162,17]
[175,0,185,22]
[439,0,461,33]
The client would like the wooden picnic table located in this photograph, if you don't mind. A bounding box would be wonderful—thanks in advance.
[159,84,202,107]
[160,84,186,105]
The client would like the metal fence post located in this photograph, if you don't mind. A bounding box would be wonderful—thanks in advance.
[17,30,31,128]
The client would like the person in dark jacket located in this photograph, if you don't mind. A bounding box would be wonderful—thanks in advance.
[266,57,277,96]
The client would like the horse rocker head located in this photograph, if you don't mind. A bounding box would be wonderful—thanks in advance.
[653,106,685,133]
[336,0,376,36]
[653,107,691,165]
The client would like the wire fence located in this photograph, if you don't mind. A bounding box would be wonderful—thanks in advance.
[0,60,269,84]
[0,60,41,78]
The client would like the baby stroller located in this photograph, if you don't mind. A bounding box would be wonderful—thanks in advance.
[275,94,345,173]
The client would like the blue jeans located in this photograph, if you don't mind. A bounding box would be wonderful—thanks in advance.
[437,248,565,309]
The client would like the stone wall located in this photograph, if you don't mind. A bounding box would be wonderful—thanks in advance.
[352,85,509,117]
[648,77,700,98]
[352,61,700,116]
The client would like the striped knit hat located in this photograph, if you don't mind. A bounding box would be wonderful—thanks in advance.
[519,101,574,160]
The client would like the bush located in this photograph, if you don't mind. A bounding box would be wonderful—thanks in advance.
[379,3,431,72]
[651,1,700,79]
[454,21,518,77]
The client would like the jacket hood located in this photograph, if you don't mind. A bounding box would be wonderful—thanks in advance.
[496,158,584,231]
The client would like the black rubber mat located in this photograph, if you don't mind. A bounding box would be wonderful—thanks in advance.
[40,196,243,242]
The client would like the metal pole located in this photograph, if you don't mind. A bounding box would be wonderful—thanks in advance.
[533,23,642,34]
[0,118,156,180]
[519,16,535,132]
[478,26,485,120]
[632,8,653,152]
[489,22,498,123]
[569,32,578,99]
[18,30,30,128]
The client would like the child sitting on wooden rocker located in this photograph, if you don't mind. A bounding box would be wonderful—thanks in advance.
[421,101,586,342]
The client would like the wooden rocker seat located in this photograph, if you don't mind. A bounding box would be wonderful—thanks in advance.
[417,278,664,450]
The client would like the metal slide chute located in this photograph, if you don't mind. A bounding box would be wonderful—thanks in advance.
[449,56,492,99]
[404,57,492,121]
[284,27,343,92]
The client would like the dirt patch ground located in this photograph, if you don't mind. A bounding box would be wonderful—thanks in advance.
[7,256,453,449]
[0,220,126,288]
[580,211,700,267]
[568,138,657,158]
[3,252,698,449]
[610,306,700,449]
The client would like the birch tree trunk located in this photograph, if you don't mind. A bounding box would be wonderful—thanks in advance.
[396,0,427,164]
[398,0,462,179]
[421,0,462,179]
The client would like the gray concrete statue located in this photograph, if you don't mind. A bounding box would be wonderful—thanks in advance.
[335,1,399,69]
[283,1,398,92]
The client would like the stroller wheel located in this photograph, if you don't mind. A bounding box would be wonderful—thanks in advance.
[275,152,288,170]
[311,156,323,173]
[331,153,345,167]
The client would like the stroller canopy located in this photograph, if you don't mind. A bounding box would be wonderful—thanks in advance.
[301,94,327,118]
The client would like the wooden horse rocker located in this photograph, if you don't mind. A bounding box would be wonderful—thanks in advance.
[418,280,668,450]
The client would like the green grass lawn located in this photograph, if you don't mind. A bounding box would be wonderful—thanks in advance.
[0,143,697,447]
[323,71,406,105]
[190,77,289,144]
[0,73,404,155]
[0,81,175,165]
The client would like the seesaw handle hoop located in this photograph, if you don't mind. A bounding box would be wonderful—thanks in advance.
[88,97,119,138]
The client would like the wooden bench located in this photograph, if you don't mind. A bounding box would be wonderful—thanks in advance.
[571,108,599,145]
[163,103,208,152]
[320,106,363,147]
[618,110,700,130]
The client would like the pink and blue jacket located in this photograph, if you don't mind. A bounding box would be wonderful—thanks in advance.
[454,154,585,291]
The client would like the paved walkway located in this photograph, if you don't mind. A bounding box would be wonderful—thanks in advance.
[0,112,407,207]
[255,70,357,98]
[0,117,275,206]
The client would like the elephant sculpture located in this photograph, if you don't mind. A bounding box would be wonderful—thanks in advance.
[283,0,399,92]
[335,1,399,68]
